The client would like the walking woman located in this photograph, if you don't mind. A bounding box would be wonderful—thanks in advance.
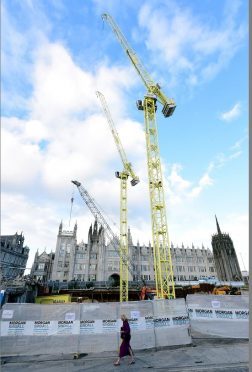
[114,314,135,366]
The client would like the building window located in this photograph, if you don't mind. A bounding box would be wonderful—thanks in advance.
[38,263,45,270]
[141,265,150,272]
[90,254,97,259]
[177,266,185,272]
[89,264,97,271]
[142,275,150,280]
[133,264,139,271]
[196,257,204,264]
[188,266,196,272]
[141,254,148,261]
[75,264,85,271]
[59,248,64,256]
[199,267,206,273]
[108,251,117,257]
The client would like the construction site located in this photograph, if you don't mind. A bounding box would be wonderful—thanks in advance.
[0,10,249,370]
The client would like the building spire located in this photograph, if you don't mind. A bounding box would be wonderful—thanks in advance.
[215,215,222,235]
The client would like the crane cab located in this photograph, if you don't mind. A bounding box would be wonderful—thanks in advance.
[136,100,144,111]
[130,178,139,186]
[162,102,176,117]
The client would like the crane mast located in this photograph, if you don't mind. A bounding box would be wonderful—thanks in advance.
[96,91,139,302]
[102,13,176,299]
[71,180,140,289]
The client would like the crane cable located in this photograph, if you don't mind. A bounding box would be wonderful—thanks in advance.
[69,184,75,228]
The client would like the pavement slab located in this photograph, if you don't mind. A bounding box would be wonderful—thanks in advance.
[1,338,249,372]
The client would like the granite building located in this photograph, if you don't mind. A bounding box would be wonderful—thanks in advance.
[51,221,78,281]
[50,220,217,283]
[30,250,55,282]
[211,216,242,281]
[0,233,29,279]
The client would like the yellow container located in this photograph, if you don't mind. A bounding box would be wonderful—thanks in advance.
[35,294,71,304]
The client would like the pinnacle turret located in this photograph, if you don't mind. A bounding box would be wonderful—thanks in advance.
[215,215,222,235]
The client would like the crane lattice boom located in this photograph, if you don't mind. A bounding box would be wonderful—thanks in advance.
[102,13,176,118]
[71,180,139,281]
[96,91,139,186]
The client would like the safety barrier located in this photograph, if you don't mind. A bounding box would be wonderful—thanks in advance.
[186,294,249,339]
[0,299,191,356]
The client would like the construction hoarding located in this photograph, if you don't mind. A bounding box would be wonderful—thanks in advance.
[186,294,249,338]
[1,295,248,356]
[0,299,191,356]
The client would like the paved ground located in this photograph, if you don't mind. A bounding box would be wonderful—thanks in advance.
[1,338,249,372]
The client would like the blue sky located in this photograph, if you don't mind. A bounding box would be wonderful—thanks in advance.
[1,0,248,272]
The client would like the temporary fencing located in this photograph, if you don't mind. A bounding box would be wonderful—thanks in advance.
[152,298,190,347]
[0,303,80,356]
[186,294,249,339]
[0,299,191,356]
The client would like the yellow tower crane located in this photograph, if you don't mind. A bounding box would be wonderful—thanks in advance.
[102,13,176,299]
[96,91,139,302]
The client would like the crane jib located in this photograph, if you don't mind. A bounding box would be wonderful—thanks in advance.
[71,180,140,281]
[102,12,176,117]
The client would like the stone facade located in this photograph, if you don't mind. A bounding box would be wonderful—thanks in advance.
[211,216,242,281]
[30,250,54,282]
[51,221,77,281]
[50,220,217,282]
[0,233,29,279]
[170,243,216,281]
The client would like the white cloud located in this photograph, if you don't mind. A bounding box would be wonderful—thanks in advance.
[1,192,59,271]
[221,213,249,271]
[1,1,248,273]
[138,0,246,87]
[220,102,242,122]
[1,127,43,190]
[169,212,249,271]
[164,163,213,203]
[1,1,49,112]
[230,132,248,151]
[1,38,148,267]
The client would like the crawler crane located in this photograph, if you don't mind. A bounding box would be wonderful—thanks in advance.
[102,13,176,299]
[96,91,139,302]
[71,180,141,298]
